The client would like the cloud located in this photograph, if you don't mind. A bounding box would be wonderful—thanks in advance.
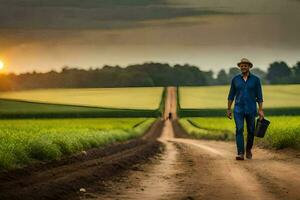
[0,0,243,50]
[0,0,299,73]
[0,0,243,29]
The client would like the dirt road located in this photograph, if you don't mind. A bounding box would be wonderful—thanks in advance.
[82,87,300,200]
[0,87,299,200]
[0,120,165,200]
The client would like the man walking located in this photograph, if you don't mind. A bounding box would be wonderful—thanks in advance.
[227,58,264,160]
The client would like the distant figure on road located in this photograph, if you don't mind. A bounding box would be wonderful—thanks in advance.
[168,112,172,120]
[226,58,264,160]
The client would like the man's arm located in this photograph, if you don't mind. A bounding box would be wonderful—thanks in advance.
[258,102,263,110]
[258,102,264,120]
[228,79,236,101]
[227,79,236,119]
[256,78,264,120]
[228,100,233,110]
[227,100,233,119]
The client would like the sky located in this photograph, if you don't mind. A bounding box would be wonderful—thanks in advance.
[0,0,299,74]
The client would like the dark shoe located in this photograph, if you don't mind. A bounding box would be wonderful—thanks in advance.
[246,150,252,159]
[236,154,244,160]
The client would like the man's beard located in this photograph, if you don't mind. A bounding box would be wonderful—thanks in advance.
[241,69,249,74]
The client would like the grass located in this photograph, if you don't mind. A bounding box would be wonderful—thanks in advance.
[0,87,166,118]
[158,87,167,116]
[179,116,300,150]
[0,87,163,109]
[0,118,156,170]
[178,107,300,117]
[179,85,300,109]
[178,85,300,116]
[0,99,160,118]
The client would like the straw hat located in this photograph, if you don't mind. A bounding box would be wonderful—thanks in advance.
[237,58,253,68]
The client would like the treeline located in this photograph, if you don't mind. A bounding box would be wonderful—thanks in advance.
[216,61,300,84]
[0,61,299,91]
[0,63,213,91]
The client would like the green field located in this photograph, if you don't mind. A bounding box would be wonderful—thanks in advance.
[0,87,166,118]
[0,99,162,118]
[179,85,300,109]
[0,87,166,170]
[1,84,299,171]
[179,116,300,149]
[0,87,163,109]
[178,85,300,116]
[0,118,156,170]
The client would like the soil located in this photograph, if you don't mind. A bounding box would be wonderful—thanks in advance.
[0,87,299,200]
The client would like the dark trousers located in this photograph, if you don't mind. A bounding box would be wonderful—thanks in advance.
[233,111,255,155]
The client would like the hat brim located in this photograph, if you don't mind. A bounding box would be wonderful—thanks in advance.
[237,62,253,68]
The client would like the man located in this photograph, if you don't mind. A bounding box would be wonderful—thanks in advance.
[227,58,264,160]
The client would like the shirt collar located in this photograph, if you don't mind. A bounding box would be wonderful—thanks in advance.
[240,72,251,78]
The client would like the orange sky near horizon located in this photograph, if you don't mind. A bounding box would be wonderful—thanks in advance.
[0,0,299,74]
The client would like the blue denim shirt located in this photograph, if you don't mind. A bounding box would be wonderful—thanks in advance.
[228,72,263,115]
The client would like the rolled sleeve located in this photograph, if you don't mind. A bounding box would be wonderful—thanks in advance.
[228,78,236,101]
[256,78,263,103]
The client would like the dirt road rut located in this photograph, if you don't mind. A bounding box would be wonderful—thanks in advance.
[83,87,300,200]
[0,87,299,200]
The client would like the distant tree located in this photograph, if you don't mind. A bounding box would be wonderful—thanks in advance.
[1,60,299,91]
[216,69,229,85]
[266,61,292,84]
[293,62,300,75]
[292,61,300,83]
[228,67,240,79]
[173,64,207,86]
[250,68,267,83]
[202,70,215,85]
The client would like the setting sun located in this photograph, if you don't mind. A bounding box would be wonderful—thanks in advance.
[0,60,4,70]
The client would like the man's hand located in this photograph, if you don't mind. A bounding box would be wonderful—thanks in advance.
[226,109,232,119]
[258,109,264,120]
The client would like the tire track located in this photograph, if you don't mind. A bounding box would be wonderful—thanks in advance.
[91,86,299,200]
[1,87,300,200]
[0,120,165,200]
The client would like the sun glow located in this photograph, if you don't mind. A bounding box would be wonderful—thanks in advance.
[0,60,4,70]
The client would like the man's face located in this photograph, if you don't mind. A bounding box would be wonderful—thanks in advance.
[239,63,250,73]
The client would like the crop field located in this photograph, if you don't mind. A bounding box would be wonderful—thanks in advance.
[0,118,155,170]
[179,116,300,149]
[0,87,163,109]
[0,99,161,118]
[178,85,300,116]
[179,84,300,109]
[0,87,166,118]
[1,87,300,200]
